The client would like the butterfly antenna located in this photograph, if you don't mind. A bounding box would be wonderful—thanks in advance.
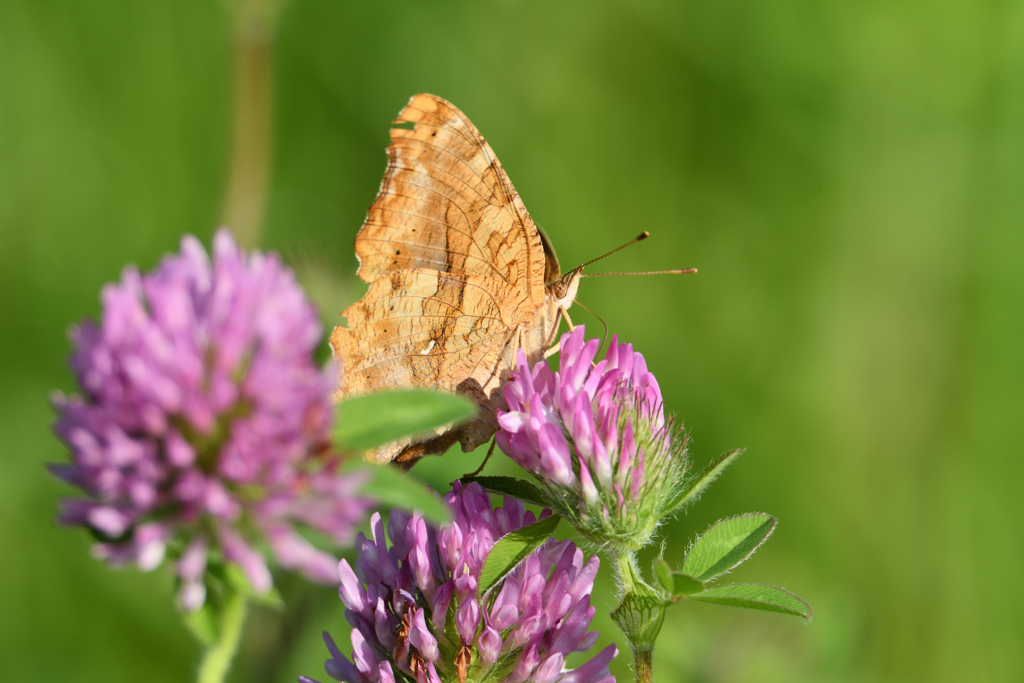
[572,299,610,358]
[573,232,698,276]
[576,231,651,270]
[581,269,697,277]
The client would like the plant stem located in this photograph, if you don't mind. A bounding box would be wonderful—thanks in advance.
[609,551,661,683]
[634,648,654,683]
[611,550,640,597]
[220,0,284,249]
[197,590,249,683]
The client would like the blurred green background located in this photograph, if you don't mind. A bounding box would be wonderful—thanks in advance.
[2,0,1022,681]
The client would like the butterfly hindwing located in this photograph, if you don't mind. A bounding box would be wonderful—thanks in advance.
[332,269,516,393]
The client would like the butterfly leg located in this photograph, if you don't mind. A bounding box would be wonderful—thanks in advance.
[463,437,497,478]
[542,307,576,359]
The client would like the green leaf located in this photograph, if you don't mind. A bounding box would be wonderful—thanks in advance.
[218,562,282,607]
[682,513,776,582]
[652,555,705,596]
[654,558,674,593]
[669,448,744,512]
[333,390,476,452]
[347,462,451,525]
[182,599,218,646]
[686,583,812,620]
[248,587,284,609]
[478,514,561,595]
[461,475,549,507]
[670,572,706,596]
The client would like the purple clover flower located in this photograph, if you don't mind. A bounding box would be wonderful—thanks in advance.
[302,481,616,683]
[50,230,371,608]
[496,326,688,551]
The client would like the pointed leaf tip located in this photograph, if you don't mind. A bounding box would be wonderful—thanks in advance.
[682,513,776,582]
[686,583,812,620]
[182,601,218,646]
[461,475,549,508]
[670,572,705,596]
[478,514,560,595]
[653,560,706,597]
[333,389,476,452]
[347,462,451,525]
[670,448,744,512]
[654,559,674,593]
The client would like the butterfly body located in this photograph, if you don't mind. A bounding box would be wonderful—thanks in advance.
[330,94,579,465]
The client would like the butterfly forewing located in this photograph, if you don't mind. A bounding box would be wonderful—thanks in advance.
[354,95,546,302]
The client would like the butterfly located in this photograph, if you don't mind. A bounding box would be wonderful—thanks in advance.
[329,94,584,466]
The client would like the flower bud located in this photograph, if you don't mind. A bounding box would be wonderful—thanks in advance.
[497,326,689,552]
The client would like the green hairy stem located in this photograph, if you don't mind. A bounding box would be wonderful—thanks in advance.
[610,551,663,683]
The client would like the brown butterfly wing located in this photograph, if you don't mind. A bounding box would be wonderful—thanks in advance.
[335,269,518,394]
[353,94,547,298]
[330,94,551,463]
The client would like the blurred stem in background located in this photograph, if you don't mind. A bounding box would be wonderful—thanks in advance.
[192,4,284,680]
[196,591,249,683]
[219,0,285,249]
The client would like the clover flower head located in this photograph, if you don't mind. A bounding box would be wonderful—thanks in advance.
[302,481,616,683]
[50,229,371,608]
[496,326,688,552]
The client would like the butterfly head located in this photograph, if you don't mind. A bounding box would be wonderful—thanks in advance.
[549,267,583,310]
